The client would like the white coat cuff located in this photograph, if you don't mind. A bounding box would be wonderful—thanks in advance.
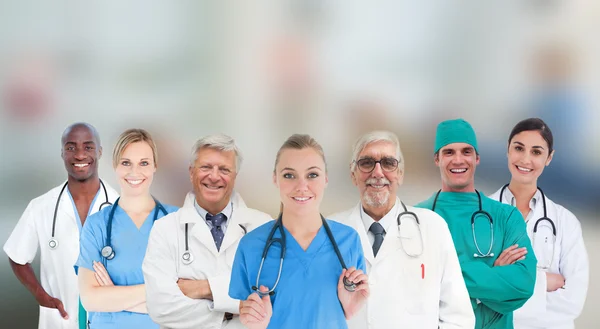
[208,273,240,314]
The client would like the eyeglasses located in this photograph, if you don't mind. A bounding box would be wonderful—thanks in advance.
[354,157,399,173]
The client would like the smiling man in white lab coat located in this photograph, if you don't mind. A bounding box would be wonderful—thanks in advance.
[329,131,474,329]
[3,123,119,329]
[142,134,271,329]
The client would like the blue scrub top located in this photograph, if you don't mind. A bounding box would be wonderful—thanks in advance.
[229,219,366,329]
[75,202,178,329]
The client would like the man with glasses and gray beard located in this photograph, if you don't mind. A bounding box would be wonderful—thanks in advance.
[329,131,474,329]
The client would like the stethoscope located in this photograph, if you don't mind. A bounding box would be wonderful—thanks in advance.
[100,197,167,265]
[432,189,495,258]
[396,201,424,257]
[48,180,112,250]
[180,205,247,265]
[253,214,357,296]
[499,184,556,269]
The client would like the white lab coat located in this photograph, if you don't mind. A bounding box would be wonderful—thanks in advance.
[3,181,118,329]
[329,199,475,329]
[489,188,589,329]
[142,192,271,329]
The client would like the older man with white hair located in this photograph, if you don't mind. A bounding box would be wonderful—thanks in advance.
[329,130,474,329]
[142,134,271,329]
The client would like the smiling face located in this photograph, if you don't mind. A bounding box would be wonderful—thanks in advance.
[351,140,402,211]
[273,147,328,216]
[435,142,479,192]
[61,125,102,182]
[189,147,237,214]
[507,130,553,186]
[115,141,156,197]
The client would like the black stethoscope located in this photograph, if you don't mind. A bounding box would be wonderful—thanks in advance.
[499,184,556,269]
[180,205,247,265]
[100,197,167,264]
[48,180,112,250]
[432,189,495,258]
[396,201,424,257]
[253,214,357,296]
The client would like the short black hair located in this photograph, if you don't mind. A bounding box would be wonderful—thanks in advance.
[508,118,553,154]
[61,122,101,146]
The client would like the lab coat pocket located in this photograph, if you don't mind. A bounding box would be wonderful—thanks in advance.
[402,259,428,314]
[39,305,72,329]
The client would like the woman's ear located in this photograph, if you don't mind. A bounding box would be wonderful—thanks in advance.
[546,150,555,166]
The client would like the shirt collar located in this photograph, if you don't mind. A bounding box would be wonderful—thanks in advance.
[360,197,399,234]
[193,198,233,221]
[502,186,541,211]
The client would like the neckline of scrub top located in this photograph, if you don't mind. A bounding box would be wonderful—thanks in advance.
[67,186,101,232]
[281,223,329,271]
[114,204,158,232]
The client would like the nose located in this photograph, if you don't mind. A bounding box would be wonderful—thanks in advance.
[209,166,220,180]
[371,162,384,178]
[296,177,309,191]
[451,153,465,165]
[74,147,86,160]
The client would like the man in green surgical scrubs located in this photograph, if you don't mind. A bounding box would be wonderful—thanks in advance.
[416,119,536,329]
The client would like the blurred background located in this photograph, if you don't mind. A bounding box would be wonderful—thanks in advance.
[0,0,597,327]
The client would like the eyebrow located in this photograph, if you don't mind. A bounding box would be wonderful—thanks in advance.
[120,157,151,161]
[64,141,96,145]
[280,166,322,173]
[512,141,545,150]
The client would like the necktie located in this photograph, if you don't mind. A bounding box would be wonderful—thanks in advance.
[206,213,227,251]
[369,222,385,257]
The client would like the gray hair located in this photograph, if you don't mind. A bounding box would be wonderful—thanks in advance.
[189,134,243,172]
[350,130,404,172]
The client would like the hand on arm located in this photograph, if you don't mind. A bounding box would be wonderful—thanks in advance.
[177,279,213,300]
[78,267,146,313]
[493,245,528,267]
[91,261,147,313]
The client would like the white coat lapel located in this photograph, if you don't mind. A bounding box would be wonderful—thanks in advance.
[181,205,220,257]
[57,184,76,224]
[350,204,375,266]
[219,203,246,253]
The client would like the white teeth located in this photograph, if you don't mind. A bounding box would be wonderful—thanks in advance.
[127,179,142,185]
[517,166,532,172]
[450,168,467,173]
[74,163,89,168]
[293,197,310,201]
[204,185,221,190]
[370,185,385,189]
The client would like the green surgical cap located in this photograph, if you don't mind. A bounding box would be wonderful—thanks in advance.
[434,119,478,154]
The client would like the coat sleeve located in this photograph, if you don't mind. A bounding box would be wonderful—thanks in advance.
[436,216,476,329]
[142,221,222,329]
[3,199,40,265]
[545,209,589,319]
[460,208,537,314]
[207,268,241,313]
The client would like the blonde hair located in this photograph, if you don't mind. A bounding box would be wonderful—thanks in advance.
[112,129,158,168]
[274,134,327,174]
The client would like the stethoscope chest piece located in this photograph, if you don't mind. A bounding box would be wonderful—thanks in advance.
[48,238,59,250]
[101,245,115,260]
[181,251,194,265]
[343,277,357,292]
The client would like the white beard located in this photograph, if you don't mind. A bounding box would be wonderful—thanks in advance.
[363,189,390,208]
